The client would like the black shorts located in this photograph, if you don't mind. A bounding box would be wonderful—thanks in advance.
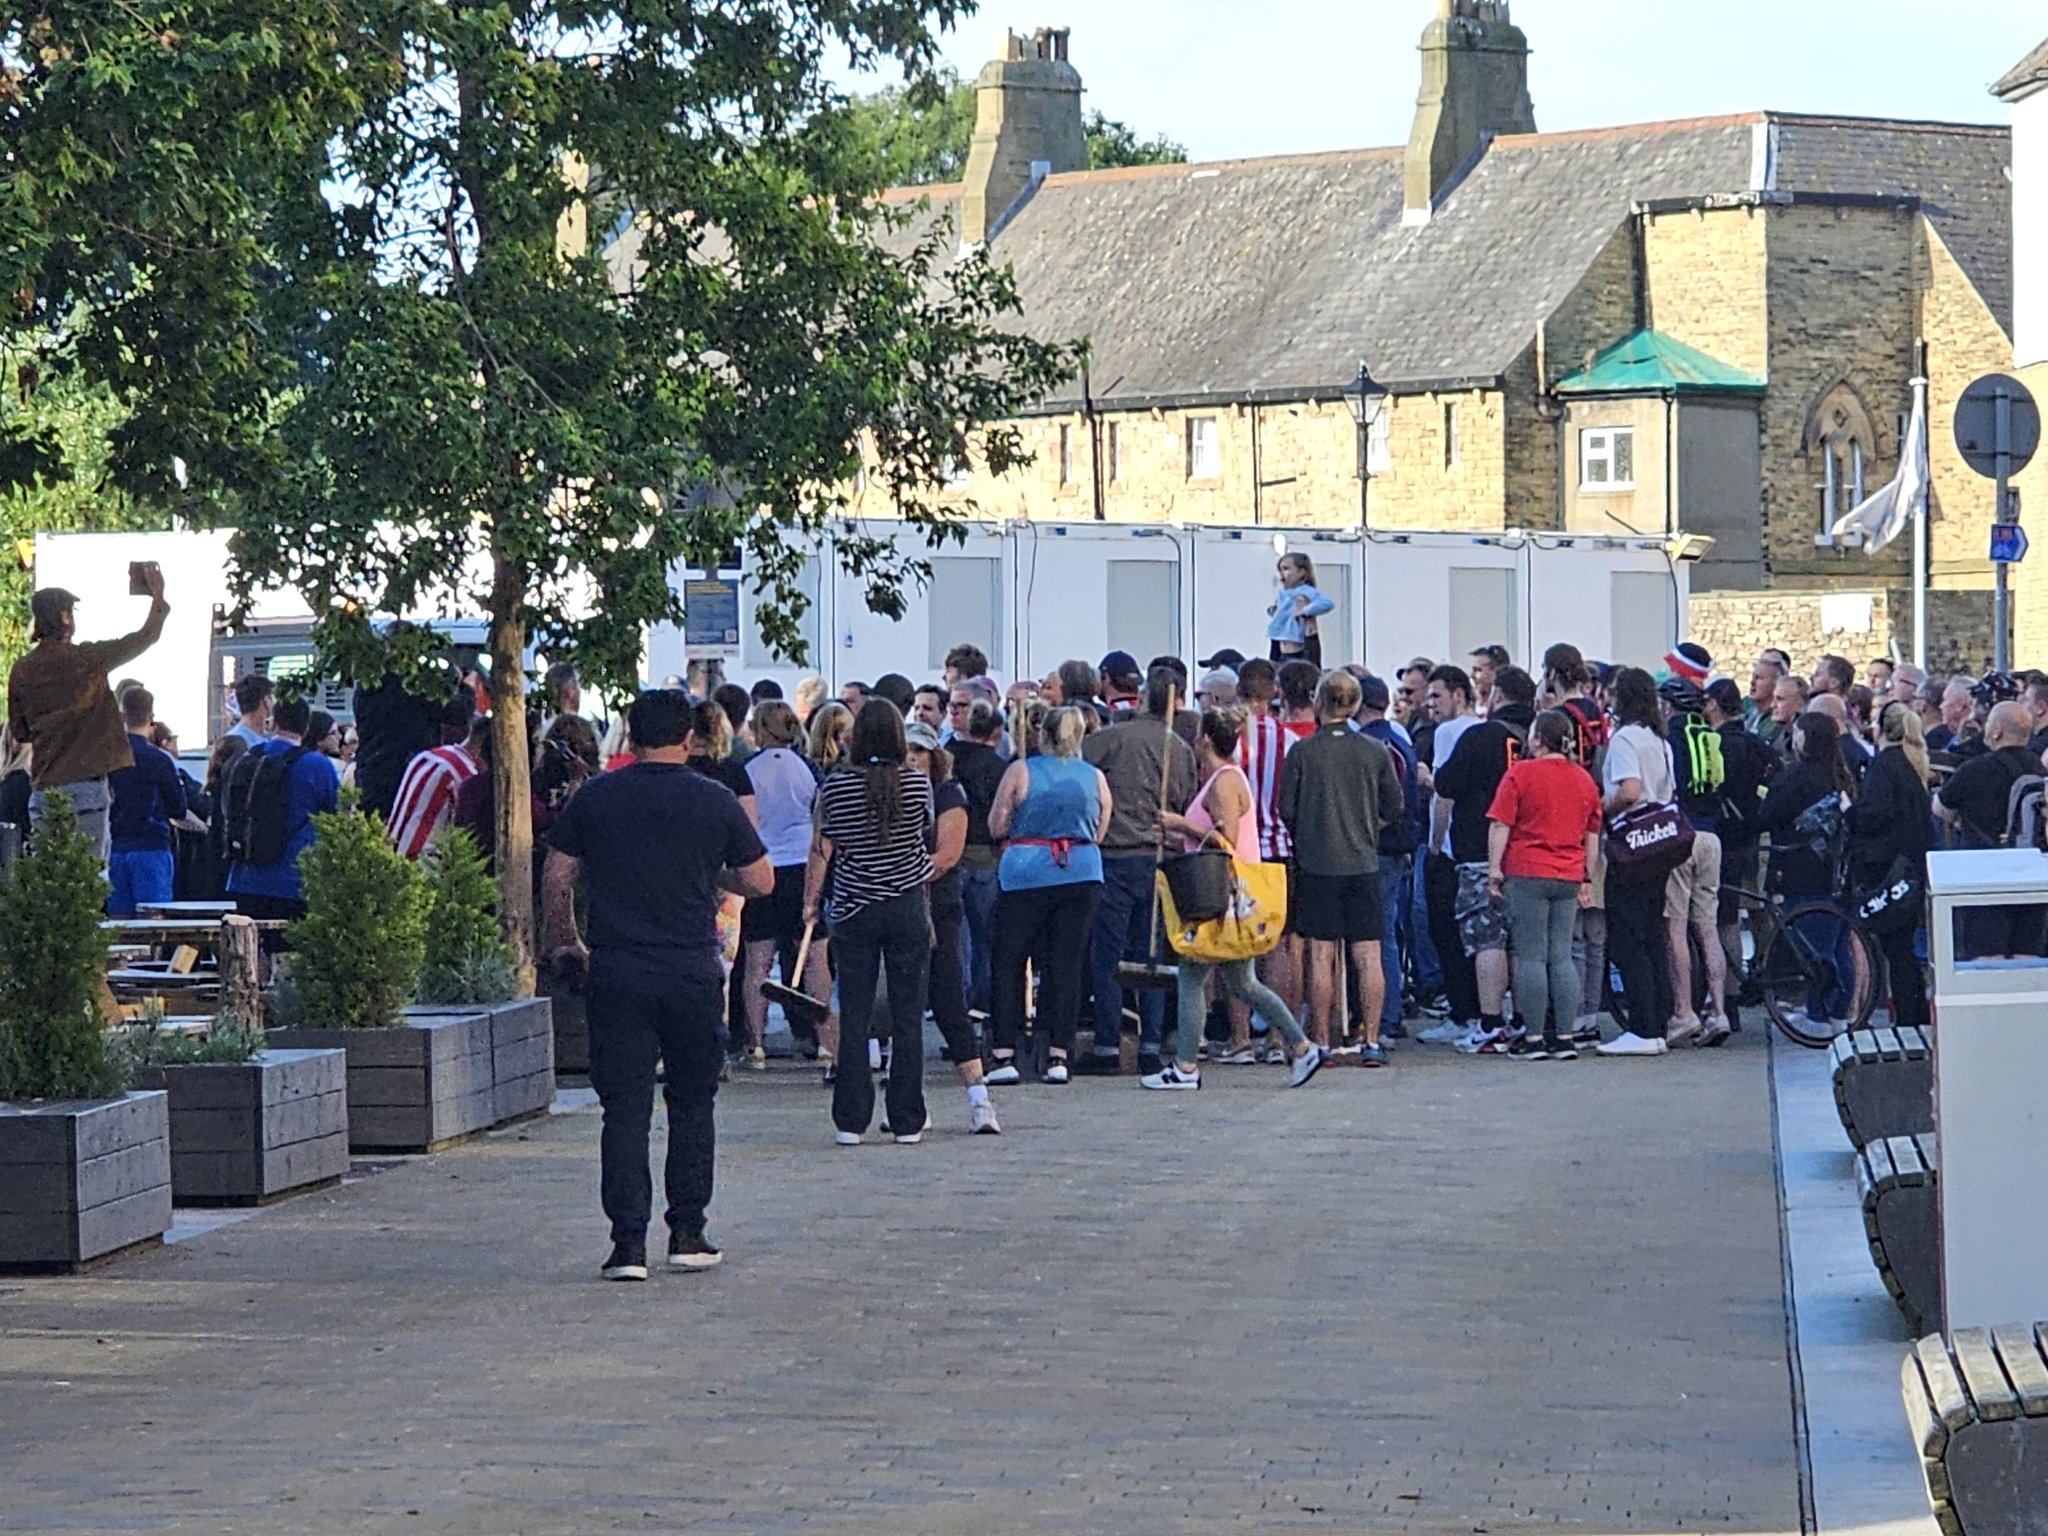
[741,864,807,944]
[1292,871,1384,944]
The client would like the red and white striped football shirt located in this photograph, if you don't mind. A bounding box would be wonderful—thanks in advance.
[386,744,482,860]
[1236,711,1306,861]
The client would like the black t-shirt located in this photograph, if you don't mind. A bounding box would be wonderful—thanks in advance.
[1940,745,2041,847]
[928,779,969,914]
[1432,711,1529,864]
[546,762,766,989]
[688,753,754,801]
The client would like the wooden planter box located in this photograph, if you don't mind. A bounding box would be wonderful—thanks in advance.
[132,1050,349,1206]
[0,1092,172,1270]
[271,999,553,1154]
[543,968,589,1076]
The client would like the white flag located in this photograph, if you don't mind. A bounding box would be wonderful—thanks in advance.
[1830,383,1927,554]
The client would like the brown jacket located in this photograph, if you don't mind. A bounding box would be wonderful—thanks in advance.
[1081,710,1196,856]
[6,603,169,789]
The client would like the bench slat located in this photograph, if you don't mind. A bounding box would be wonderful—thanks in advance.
[1867,1138,1898,1185]
[1900,1025,1930,1057]
[1904,1351,1951,1457]
[1992,1325,2048,1416]
[1873,1026,1902,1059]
[1916,1336,1974,1433]
[1951,1328,2021,1420]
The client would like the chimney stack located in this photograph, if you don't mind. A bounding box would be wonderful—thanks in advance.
[1404,0,1536,222]
[961,27,1087,245]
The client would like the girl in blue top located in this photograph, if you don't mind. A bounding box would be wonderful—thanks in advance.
[1266,551,1333,667]
[985,706,1111,1085]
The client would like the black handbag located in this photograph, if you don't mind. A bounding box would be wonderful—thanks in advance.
[1602,800,1695,886]
[1855,855,1925,937]
[1160,843,1233,924]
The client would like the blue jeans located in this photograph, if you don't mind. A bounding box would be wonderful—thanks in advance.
[960,864,1000,1014]
[1091,855,1165,1056]
[108,848,175,918]
[1378,857,1408,1027]
[1408,853,1443,993]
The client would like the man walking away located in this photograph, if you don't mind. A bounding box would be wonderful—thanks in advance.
[544,690,772,1282]
[1081,665,1196,1074]
[106,687,188,917]
[1279,671,1404,1066]
[6,571,170,861]
[222,696,338,921]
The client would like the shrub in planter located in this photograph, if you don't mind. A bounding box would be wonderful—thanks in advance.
[414,825,517,1007]
[272,807,431,1032]
[0,794,170,1267]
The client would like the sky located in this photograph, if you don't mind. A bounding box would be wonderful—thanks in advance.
[833,0,2047,163]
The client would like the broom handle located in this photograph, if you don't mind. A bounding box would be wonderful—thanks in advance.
[1146,683,1178,957]
[792,920,816,978]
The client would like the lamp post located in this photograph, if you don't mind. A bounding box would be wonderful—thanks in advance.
[1342,358,1386,529]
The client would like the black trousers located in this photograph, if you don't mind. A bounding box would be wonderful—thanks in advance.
[588,972,724,1245]
[928,899,978,1064]
[1878,923,1930,1029]
[1605,875,1673,1038]
[831,891,932,1135]
[992,881,1100,1056]
[1423,854,1479,1023]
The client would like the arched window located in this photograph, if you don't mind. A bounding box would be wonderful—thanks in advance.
[1805,383,1880,533]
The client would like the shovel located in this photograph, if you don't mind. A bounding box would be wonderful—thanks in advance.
[760,921,831,1029]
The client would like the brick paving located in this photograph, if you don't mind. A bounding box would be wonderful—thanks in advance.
[0,1032,1801,1535]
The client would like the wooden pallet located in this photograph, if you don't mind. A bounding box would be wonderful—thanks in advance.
[1830,1025,1933,1149]
[1859,1131,1941,1334]
[1903,1324,2048,1535]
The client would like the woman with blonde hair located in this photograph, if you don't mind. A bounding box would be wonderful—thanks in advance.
[1850,701,1932,1029]
[807,701,853,771]
[985,705,1111,1085]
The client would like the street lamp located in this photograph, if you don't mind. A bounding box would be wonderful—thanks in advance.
[1341,358,1386,529]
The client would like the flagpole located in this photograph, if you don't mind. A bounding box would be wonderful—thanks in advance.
[1912,339,1929,670]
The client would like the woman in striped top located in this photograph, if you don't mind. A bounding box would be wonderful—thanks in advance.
[804,702,935,1145]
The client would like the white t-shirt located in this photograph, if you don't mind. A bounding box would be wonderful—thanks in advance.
[1603,723,1675,803]
[1431,714,1477,772]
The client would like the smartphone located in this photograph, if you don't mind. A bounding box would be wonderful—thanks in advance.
[128,561,154,596]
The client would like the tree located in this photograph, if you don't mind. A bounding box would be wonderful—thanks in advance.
[7,4,1083,979]
[844,68,1187,186]
[0,792,121,1101]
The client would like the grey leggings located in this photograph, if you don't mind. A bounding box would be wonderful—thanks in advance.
[1506,877,1582,1038]
[1572,906,1607,1023]
[1175,957,1305,1066]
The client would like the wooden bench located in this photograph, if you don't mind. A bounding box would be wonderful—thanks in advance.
[1903,1325,2048,1535]
[1830,1025,1934,1149]
[1860,1131,1941,1335]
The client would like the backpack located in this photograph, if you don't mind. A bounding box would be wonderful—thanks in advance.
[222,746,309,867]
[1790,793,1848,883]
[1678,713,1726,796]
[2005,774,2047,851]
[1561,697,1609,780]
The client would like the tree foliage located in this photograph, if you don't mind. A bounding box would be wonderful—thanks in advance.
[0,792,123,1101]
[278,807,431,1030]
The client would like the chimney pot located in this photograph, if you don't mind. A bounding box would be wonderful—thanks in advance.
[961,26,1087,245]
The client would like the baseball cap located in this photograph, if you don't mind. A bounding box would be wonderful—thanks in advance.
[1098,650,1140,682]
[1198,647,1246,671]
[904,721,941,751]
[1358,672,1391,712]
[30,587,77,636]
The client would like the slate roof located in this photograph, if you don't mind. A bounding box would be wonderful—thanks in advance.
[1993,38,2048,102]
[863,111,2010,412]
[1553,328,1765,396]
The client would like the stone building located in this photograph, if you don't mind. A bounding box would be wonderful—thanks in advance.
[606,2,2016,669]
[1998,35,2048,667]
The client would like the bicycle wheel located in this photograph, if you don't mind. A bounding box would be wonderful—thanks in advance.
[1759,901,1882,1047]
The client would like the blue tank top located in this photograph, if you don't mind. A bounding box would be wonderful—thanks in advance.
[999,756,1103,890]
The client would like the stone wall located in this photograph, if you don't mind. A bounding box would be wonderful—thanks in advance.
[1919,224,2015,583]
[1643,203,1770,377]
[1689,586,1995,679]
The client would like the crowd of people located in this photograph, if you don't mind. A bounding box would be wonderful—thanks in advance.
[12,557,2048,1282]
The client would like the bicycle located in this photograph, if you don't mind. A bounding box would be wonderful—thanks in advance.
[1718,881,1884,1047]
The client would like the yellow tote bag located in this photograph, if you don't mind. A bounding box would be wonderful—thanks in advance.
[1157,856,1288,964]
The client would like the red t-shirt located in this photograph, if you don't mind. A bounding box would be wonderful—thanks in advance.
[1485,756,1602,882]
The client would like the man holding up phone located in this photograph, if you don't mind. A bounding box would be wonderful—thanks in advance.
[6,564,170,859]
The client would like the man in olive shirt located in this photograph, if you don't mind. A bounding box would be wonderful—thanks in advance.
[1278,670,1404,1064]
[6,570,169,858]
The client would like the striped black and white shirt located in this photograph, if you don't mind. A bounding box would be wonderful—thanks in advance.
[815,765,933,922]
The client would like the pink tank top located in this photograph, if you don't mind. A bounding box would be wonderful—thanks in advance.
[1183,764,1259,862]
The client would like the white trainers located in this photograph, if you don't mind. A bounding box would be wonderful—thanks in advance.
[867,1039,884,1072]
[1596,1032,1669,1057]
[1140,1063,1201,1090]
[969,1099,1002,1135]
[1698,1014,1733,1048]
[1287,1046,1326,1088]
[1217,1046,1259,1066]
[745,1046,767,1071]
[984,1061,1022,1085]
[1417,1020,1467,1045]
[1455,1025,1507,1055]
[834,1130,863,1145]
[1041,1060,1070,1085]
[1666,1014,1703,1048]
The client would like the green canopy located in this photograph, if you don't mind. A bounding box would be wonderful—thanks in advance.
[1553,329,1765,396]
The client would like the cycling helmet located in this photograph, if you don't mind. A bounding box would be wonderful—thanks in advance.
[1657,674,1706,715]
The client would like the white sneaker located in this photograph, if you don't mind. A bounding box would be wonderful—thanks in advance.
[1140,1064,1201,1091]
[984,1061,1022,1085]
[867,1039,884,1072]
[746,1046,767,1071]
[1698,1014,1733,1048]
[1041,1060,1070,1085]
[1596,1032,1668,1057]
[879,1111,931,1141]
[1455,1025,1506,1055]
[1217,1046,1259,1066]
[1417,1020,1467,1045]
[1287,1046,1326,1088]
[834,1130,863,1145]
[1666,1014,1703,1048]
[970,1100,1002,1135]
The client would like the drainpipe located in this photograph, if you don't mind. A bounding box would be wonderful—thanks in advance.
[1250,400,1263,525]
[1665,390,1678,536]
[1082,367,1105,522]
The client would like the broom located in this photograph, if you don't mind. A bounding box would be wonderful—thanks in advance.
[760,920,831,1029]
[1116,682,1181,993]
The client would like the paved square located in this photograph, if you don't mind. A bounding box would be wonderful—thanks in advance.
[0,1034,1801,1534]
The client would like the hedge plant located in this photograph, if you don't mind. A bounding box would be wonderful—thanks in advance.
[415,824,517,1006]
[0,793,124,1100]
[275,808,430,1029]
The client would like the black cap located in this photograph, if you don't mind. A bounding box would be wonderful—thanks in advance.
[1198,647,1246,671]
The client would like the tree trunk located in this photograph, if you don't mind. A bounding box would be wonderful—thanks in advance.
[489,542,536,994]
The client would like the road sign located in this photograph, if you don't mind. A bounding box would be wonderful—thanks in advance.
[1954,373,2041,479]
[1990,524,2029,565]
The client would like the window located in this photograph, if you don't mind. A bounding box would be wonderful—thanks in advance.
[1107,422,1123,483]
[1807,382,1878,535]
[1058,424,1075,486]
[1579,427,1635,489]
[1186,416,1219,479]
[1365,401,1391,475]
[1106,560,1180,662]
[1610,571,1672,669]
[1443,401,1461,469]
[927,556,1003,671]
[1448,566,1515,662]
